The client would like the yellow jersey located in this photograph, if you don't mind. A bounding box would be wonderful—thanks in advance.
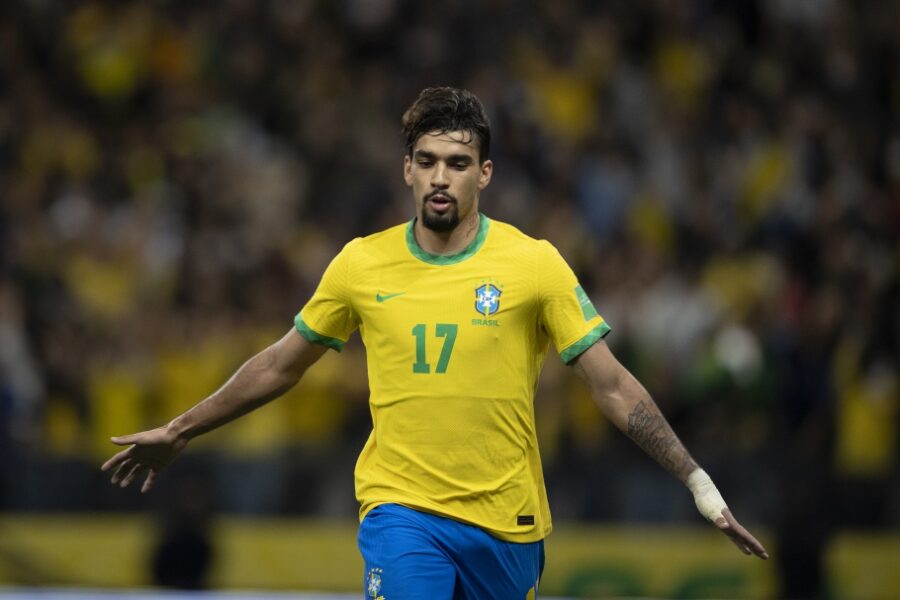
[295,214,610,542]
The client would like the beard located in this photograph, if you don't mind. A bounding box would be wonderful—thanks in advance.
[421,193,459,232]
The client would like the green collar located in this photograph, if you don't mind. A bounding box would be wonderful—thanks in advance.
[406,213,490,265]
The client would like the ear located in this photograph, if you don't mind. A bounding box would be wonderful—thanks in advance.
[403,155,413,186]
[477,159,493,190]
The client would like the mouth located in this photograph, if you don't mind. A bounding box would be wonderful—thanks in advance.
[425,193,455,213]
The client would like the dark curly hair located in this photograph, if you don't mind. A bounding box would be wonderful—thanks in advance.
[401,87,491,163]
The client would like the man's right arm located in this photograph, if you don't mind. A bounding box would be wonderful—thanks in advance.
[101,328,328,492]
[168,327,327,440]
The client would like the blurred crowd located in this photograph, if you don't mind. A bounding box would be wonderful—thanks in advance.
[0,0,898,594]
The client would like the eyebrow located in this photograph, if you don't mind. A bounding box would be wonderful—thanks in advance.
[413,150,474,164]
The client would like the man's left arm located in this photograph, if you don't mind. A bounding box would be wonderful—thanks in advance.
[571,340,769,559]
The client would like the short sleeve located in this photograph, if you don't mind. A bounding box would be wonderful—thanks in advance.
[537,241,611,364]
[294,239,362,351]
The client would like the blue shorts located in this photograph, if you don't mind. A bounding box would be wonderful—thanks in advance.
[357,503,544,600]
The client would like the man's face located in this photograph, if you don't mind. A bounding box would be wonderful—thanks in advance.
[404,131,493,232]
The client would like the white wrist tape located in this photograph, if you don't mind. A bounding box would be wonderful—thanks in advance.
[686,468,727,523]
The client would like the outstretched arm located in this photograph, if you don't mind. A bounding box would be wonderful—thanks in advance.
[571,340,768,559]
[101,328,328,493]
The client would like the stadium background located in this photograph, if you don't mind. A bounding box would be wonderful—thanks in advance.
[0,0,897,598]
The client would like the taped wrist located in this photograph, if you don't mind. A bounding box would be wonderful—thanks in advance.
[686,468,727,523]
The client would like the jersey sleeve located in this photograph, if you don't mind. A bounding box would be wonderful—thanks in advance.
[537,240,611,364]
[294,239,361,351]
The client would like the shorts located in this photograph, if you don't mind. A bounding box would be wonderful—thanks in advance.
[357,503,544,600]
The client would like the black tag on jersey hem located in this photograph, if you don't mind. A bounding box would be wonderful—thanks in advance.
[517,515,535,526]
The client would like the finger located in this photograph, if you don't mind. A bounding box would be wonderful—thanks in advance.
[722,509,769,559]
[734,530,768,558]
[732,538,752,555]
[721,528,751,554]
[141,470,159,493]
[101,448,133,472]
[110,432,148,446]
[741,535,768,559]
[120,463,147,488]
[723,511,767,555]
[111,459,134,484]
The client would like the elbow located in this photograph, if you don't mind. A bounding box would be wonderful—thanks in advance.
[592,364,635,417]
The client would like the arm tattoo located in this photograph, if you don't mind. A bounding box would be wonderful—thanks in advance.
[626,400,696,478]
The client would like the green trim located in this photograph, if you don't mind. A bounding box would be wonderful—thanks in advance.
[294,315,345,351]
[575,285,599,320]
[560,321,611,364]
[406,213,490,265]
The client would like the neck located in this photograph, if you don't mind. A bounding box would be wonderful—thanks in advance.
[414,210,481,256]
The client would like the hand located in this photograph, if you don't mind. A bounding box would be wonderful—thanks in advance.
[687,468,768,559]
[714,508,769,559]
[100,426,188,493]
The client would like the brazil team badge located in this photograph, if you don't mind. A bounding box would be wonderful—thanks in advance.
[475,283,502,316]
[366,567,384,599]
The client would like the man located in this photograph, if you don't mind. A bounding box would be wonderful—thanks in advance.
[103,87,767,599]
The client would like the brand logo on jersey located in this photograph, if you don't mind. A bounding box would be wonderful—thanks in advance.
[475,283,502,316]
[376,291,406,303]
[366,567,384,598]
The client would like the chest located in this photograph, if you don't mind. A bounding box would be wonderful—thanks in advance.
[348,252,547,381]
[353,260,537,329]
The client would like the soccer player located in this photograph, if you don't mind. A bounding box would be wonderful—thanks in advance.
[102,87,768,599]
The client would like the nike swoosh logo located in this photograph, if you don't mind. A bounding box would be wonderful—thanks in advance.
[376,291,406,303]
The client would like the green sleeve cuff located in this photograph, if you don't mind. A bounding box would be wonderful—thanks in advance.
[560,321,611,364]
[294,315,345,352]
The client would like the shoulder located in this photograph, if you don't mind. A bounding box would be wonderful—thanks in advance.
[486,218,547,251]
[338,222,408,261]
[341,223,408,255]
[486,218,563,260]
[359,221,409,246]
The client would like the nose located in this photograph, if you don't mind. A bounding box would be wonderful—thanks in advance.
[430,162,449,189]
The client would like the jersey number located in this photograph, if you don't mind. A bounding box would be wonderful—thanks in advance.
[412,323,457,374]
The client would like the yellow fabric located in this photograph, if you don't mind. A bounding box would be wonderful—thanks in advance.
[296,215,609,542]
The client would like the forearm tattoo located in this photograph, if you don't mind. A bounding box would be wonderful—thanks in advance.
[626,400,695,478]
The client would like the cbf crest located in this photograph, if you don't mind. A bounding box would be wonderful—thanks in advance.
[366,567,384,599]
[475,283,502,316]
